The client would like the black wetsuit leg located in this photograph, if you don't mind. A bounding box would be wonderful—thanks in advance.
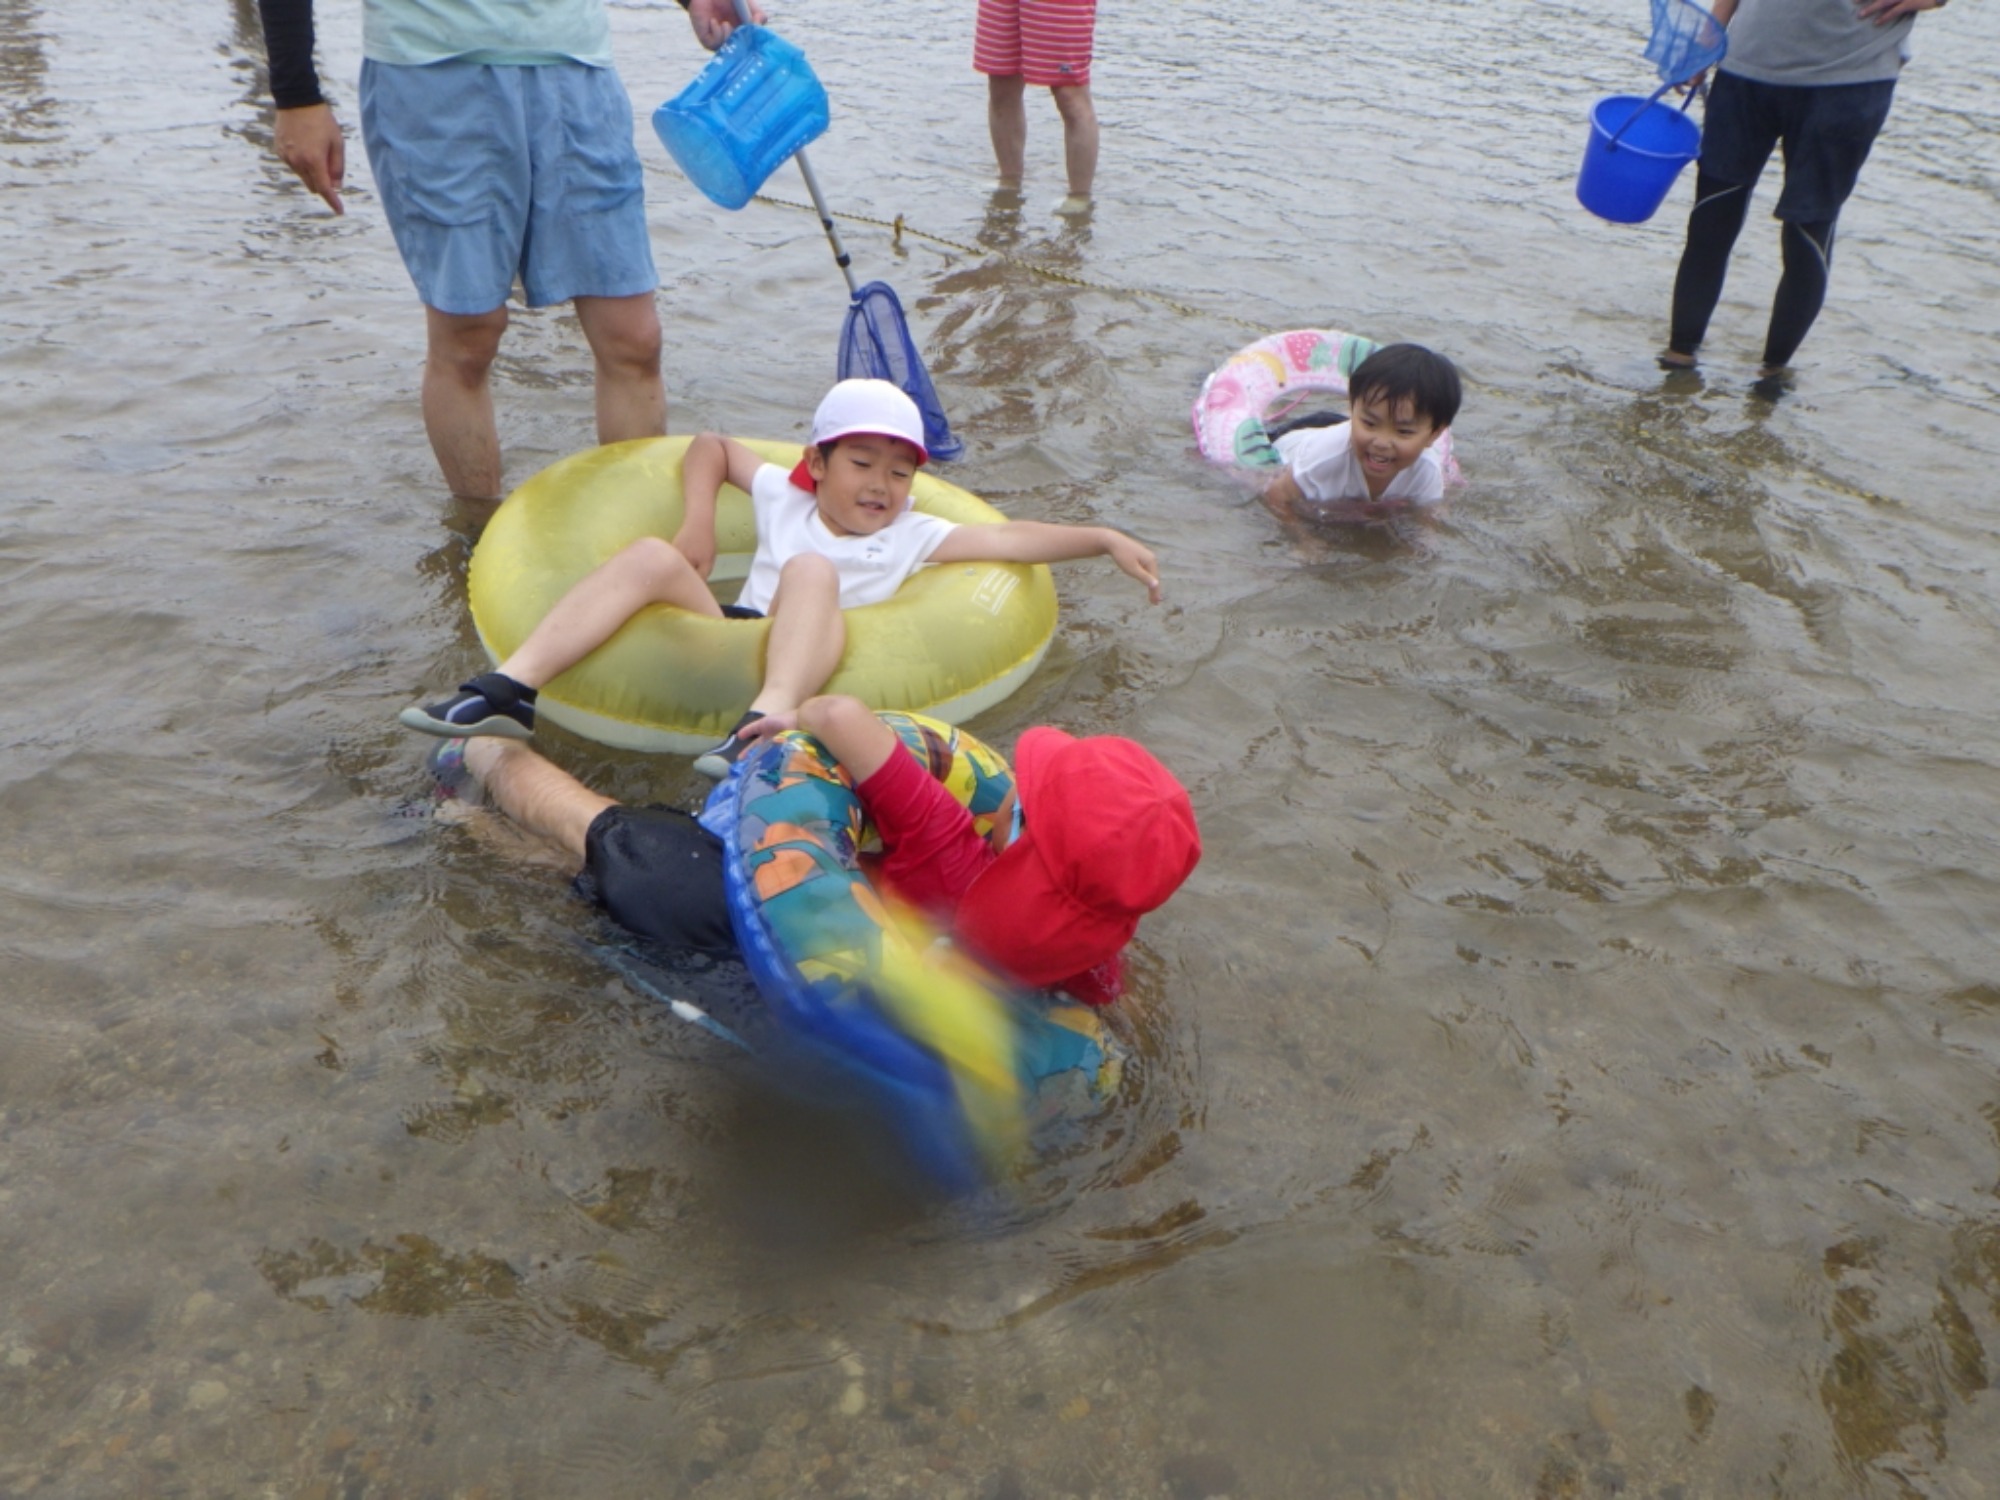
[1762,218,1836,370]
[1263,410,1347,443]
[1668,170,1753,358]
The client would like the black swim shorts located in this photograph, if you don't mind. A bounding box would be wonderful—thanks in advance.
[575,805,737,957]
[1701,71,1897,223]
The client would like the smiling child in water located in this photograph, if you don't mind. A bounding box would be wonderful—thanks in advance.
[1259,343,1462,528]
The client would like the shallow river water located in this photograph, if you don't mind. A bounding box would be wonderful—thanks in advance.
[6,1,2000,1496]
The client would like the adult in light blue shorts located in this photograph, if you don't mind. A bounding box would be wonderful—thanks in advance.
[256,0,761,502]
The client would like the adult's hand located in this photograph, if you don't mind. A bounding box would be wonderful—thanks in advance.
[686,0,770,51]
[274,103,345,215]
[1855,0,1946,21]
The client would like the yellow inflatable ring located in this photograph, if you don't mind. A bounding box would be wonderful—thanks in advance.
[467,436,1059,753]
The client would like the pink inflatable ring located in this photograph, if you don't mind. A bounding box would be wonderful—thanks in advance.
[1191,327,1461,485]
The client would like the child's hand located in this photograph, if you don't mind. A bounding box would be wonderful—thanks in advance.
[1106,532,1163,604]
[672,524,717,580]
[741,710,798,742]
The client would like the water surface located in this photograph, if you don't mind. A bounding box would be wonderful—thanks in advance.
[5,1,2000,1495]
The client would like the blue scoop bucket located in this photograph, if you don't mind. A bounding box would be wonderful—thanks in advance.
[1577,94,1702,224]
[653,25,829,210]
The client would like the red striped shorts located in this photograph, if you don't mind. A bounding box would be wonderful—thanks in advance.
[973,0,1097,88]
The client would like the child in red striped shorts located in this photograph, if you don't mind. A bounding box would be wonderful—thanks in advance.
[973,0,1099,213]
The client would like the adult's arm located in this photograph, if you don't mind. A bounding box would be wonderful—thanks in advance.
[257,0,325,108]
[255,0,345,214]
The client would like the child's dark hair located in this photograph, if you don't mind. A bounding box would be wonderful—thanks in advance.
[1348,343,1462,430]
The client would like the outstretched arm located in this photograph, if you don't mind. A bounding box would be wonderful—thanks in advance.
[676,433,764,578]
[257,0,345,214]
[930,521,1162,603]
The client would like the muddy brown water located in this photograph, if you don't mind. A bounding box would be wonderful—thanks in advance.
[4,1,1999,1495]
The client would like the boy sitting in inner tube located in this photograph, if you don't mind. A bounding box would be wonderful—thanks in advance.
[397,379,1162,778]
[1259,343,1462,528]
[420,697,1200,1008]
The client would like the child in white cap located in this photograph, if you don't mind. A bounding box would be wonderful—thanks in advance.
[399,379,1161,776]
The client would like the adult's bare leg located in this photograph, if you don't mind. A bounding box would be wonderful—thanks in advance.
[987,74,1028,185]
[748,554,845,715]
[461,738,614,862]
[574,292,666,445]
[497,536,722,688]
[1051,83,1098,202]
[422,305,509,501]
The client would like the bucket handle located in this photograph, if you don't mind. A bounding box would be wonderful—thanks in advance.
[1605,75,1705,151]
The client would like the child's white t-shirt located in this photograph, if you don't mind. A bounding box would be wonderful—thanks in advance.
[734,463,957,614]
[1274,422,1447,507]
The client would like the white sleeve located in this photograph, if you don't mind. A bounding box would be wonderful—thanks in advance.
[747,462,792,521]
[900,511,957,566]
[1401,448,1447,506]
[1277,424,1358,503]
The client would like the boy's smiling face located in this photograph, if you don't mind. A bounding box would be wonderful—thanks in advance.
[1348,391,1442,498]
[806,434,921,537]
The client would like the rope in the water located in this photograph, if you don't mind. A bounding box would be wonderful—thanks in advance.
[748,191,1271,333]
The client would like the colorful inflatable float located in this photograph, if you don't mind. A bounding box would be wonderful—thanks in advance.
[1191,327,1462,483]
[699,712,1121,1193]
[468,437,1058,754]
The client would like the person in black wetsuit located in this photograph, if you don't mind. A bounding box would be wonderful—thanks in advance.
[1659,0,1950,380]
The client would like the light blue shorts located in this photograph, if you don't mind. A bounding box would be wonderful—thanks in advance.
[359,58,658,314]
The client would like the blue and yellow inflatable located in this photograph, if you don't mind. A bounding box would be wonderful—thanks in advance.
[700,713,1117,1193]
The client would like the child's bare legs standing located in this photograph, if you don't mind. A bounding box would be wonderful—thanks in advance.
[1051,83,1096,208]
[986,75,1096,210]
[974,0,1097,210]
[987,74,1027,186]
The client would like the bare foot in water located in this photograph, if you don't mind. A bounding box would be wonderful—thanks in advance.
[1657,349,1697,370]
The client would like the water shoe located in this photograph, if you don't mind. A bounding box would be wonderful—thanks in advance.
[398,672,537,740]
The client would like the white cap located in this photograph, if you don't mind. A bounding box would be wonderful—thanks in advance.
[809,378,929,463]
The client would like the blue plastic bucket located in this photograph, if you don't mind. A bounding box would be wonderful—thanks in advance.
[653,26,829,211]
[1576,94,1702,224]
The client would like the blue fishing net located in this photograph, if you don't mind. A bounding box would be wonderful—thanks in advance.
[838,281,964,463]
[1644,0,1727,84]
